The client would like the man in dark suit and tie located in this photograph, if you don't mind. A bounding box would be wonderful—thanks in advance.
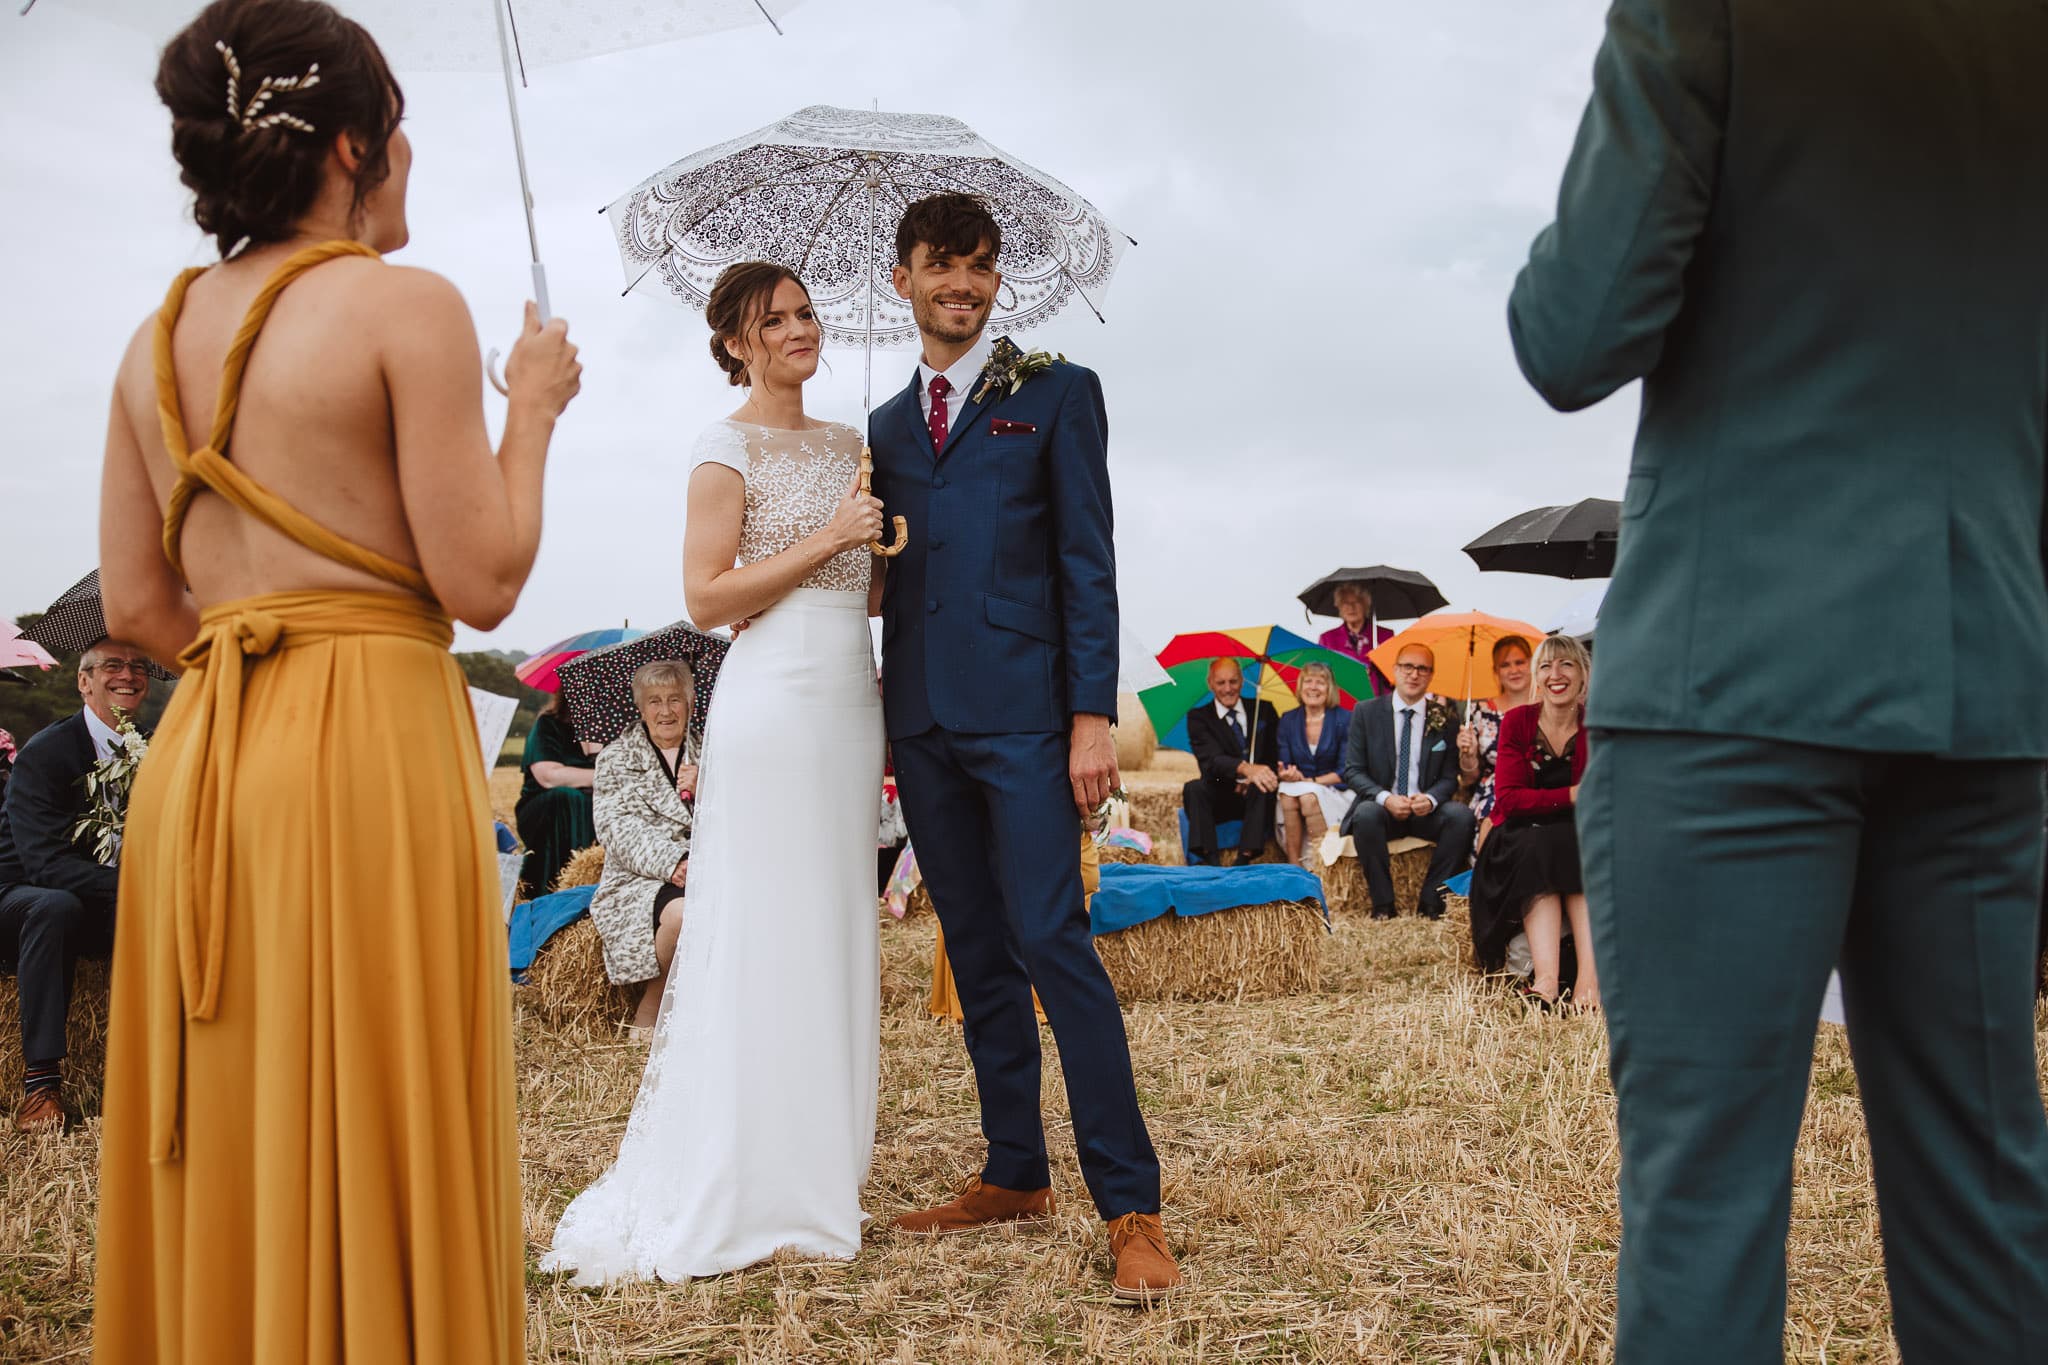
[1339,643,1474,919]
[0,638,153,1131]
[1510,2,2048,1360]
[868,193,1176,1300]
[1180,658,1281,865]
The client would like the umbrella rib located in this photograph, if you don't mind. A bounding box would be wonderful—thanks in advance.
[798,172,869,276]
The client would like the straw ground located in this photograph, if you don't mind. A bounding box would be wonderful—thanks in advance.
[1,762,2039,1360]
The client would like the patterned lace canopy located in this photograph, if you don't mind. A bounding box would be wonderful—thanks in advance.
[603,104,1131,346]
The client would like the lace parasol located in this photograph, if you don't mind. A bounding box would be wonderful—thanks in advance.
[603,104,1132,351]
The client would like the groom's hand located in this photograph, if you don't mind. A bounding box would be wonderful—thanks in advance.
[1069,713,1119,814]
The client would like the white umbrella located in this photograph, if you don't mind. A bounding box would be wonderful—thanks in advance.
[604,103,1132,411]
[21,1,805,378]
[1546,580,1607,640]
[1118,625,1170,696]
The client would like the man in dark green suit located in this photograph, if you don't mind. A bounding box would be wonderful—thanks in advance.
[1509,2,2048,1361]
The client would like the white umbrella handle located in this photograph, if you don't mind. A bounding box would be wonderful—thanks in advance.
[486,262,552,397]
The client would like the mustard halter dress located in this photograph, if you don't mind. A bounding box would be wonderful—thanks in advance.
[92,242,523,1364]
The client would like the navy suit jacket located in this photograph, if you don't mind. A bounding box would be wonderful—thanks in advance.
[869,343,1118,740]
[1341,693,1459,810]
[0,711,119,915]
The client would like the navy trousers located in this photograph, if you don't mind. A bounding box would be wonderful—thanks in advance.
[1581,731,2048,1364]
[0,883,113,1068]
[893,726,1160,1218]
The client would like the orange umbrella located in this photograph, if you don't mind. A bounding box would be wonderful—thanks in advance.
[1369,610,1544,702]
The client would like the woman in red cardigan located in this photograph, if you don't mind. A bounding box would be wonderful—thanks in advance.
[1467,634,1595,1010]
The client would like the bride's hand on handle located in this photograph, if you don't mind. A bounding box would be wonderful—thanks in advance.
[819,472,885,554]
[504,302,582,421]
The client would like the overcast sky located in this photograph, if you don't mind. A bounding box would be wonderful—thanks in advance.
[2,0,1640,662]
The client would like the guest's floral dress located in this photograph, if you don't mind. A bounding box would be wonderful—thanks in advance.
[1462,699,1506,829]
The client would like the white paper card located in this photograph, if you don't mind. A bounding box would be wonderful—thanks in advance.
[469,687,519,779]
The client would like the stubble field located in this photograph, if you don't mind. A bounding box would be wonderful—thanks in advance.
[3,761,2031,1362]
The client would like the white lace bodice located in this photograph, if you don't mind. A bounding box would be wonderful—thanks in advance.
[690,420,871,595]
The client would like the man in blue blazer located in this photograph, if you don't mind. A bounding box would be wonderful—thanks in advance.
[1339,643,1473,919]
[0,639,152,1131]
[1510,2,2048,1360]
[868,194,1176,1301]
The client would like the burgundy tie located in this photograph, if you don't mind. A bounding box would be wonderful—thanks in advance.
[927,373,951,453]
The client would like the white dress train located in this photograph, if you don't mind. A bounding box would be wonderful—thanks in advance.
[542,420,884,1282]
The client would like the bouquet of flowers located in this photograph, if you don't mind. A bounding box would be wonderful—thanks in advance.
[75,709,148,865]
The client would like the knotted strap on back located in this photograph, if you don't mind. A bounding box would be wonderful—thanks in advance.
[154,239,431,597]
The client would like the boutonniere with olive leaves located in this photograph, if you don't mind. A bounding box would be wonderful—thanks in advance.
[1424,697,1457,736]
[972,336,1063,404]
[75,708,148,865]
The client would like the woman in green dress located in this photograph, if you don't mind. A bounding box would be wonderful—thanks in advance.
[517,691,595,895]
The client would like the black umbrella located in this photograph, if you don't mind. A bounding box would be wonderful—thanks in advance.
[554,620,730,747]
[22,569,176,679]
[1296,566,1447,622]
[1462,499,1621,579]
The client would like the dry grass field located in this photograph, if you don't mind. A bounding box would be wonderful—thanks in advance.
[3,759,2040,1362]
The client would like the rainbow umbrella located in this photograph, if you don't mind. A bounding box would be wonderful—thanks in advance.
[516,626,648,693]
[1141,625,1378,752]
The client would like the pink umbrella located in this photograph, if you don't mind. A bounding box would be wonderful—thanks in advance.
[0,624,56,671]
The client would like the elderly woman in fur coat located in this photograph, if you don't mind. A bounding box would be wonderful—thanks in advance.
[592,661,699,1033]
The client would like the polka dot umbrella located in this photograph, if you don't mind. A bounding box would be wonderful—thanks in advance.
[553,620,729,747]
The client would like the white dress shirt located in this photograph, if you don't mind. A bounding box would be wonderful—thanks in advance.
[916,334,995,433]
[1213,697,1250,752]
[82,705,121,764]
[1378,695,1430,807]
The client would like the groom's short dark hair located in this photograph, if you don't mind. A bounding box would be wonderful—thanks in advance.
[896,193,1002,266]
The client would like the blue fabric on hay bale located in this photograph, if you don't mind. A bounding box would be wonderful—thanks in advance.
[1091,863,1326,936]
[507,884,597,976]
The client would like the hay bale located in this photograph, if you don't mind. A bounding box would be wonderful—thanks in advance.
[1314,836,1438,915]
[1099,842,1153,866]
[1094,900,1325,1002]
[1114,693,1158,773]
[903,882,935,918]
[1126,784,1183,859]
[553,844,606,891]
[0,957,111,1116]
[519,916,637,1032]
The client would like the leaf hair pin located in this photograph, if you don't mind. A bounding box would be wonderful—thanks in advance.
[216,40,321,135]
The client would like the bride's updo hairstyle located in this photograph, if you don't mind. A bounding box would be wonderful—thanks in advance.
[706,260,811,388]
[155,0,405,258]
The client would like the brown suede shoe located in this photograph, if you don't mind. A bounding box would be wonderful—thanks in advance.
[14,1088,66,1134]
[1106,1212,1181,1303]
[892,1176,1055,1235]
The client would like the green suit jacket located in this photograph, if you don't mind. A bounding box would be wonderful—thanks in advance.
[1509,0,2048,759]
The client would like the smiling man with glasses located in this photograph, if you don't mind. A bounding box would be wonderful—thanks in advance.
[0,637,156,1131]
[1338,643,1475,919]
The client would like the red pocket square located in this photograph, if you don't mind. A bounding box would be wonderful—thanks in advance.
[990,418,1038,436]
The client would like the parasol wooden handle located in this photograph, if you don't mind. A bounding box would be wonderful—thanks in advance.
[859,446,908,558]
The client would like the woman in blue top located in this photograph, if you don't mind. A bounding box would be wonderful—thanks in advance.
[1274,661,1355,865]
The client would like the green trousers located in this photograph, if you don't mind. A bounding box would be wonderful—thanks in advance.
[1579,731,2048,1364]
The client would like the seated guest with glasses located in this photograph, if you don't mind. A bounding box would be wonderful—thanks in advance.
[1339,643,1475,918]
[1181,657,1281,864]
[591,662,699,1034]
[1274,661,1354,866]
[0,640,154,1130]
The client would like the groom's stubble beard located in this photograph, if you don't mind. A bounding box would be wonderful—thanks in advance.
[911,285,993,349]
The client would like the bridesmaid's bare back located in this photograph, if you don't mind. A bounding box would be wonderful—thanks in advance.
[115,248,446,606]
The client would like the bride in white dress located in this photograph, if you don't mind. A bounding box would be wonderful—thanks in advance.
[543,264,886,1282]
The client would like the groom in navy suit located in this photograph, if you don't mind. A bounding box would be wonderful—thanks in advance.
[870,194,1177,1301]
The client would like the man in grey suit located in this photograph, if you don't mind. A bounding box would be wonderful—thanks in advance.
[1509,2,2048,1361]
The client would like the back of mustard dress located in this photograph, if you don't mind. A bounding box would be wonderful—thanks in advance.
[92,242,523,1363]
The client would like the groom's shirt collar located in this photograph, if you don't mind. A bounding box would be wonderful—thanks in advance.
[917,334,995,428]
[82,705,120,764]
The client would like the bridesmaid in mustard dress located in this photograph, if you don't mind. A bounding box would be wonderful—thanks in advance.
[89,2,582,1359]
